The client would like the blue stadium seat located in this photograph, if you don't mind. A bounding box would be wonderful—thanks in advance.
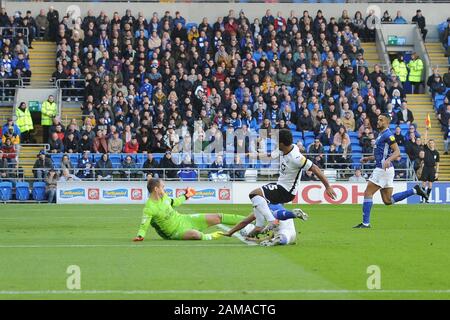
[348,131,359,138]
[92,153,103,163]
[0,182,13,201]
[32,182,47,201]
[303,131,315,139]
[399,146,406,153]
[352,145,363,153]
[51,154,63,168]
[185,23,198,31]
[323,146,330,153]
[288,123,296,131]
[15,182,30,201]
[178,170,198,181]
[304,137,314,148]
[153,153,164,163]
[69,154,80,167]
[136,154,147,168]
[109,154,122,169]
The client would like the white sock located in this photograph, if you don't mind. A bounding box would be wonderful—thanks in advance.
[251,195,275,224]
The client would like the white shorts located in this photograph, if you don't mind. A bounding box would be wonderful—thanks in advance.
[278,220,297,245]
[369,167,395,189]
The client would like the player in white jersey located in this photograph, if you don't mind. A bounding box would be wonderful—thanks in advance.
[248,129,337,231]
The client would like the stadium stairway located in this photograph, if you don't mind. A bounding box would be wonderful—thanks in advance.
[29,41,56,86]
[0,105,13,123]
[425,42,448,76]
[361,42,381,68]
[18,145,46,178]
[407,94,450,181]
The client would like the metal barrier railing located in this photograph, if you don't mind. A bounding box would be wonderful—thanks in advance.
[56,79,86,104]
[0,27,30,46]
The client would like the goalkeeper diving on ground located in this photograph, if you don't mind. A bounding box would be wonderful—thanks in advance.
[133,178,243,241]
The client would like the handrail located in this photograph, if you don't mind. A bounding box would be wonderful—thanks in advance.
[375,27,392,73]
[0,27,29,46]
[415,25,433,86]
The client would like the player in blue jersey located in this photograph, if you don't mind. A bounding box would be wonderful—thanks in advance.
[354,114,429,228]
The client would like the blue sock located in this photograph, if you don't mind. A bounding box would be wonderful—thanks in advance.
[363,198,373,225]
[391,189,415,204]
[273,209,296,220]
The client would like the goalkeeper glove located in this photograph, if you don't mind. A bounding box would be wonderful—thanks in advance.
[185,187,196,199]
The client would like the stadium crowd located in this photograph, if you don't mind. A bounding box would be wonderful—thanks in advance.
[0,7,450,189]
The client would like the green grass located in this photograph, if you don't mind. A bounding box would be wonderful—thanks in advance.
[0,204,449,300]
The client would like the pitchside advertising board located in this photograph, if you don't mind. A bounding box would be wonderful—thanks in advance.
[407,182,450,204]
[56,181,428,205]
[57,181,233,204]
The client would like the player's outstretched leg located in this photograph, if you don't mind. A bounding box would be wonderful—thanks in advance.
[249,188,276,227]
[387,185,428,204]
[182,230,223,240]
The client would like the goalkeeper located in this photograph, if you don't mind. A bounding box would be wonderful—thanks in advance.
[133,178,243,241]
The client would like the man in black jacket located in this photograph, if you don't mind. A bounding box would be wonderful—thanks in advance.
[412,10,427,41]
[32,150,54,181]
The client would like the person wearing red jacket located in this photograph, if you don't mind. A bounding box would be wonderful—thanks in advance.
[124,135,139,154]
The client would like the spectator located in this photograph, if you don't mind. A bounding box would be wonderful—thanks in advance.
[77,161,94,180]
[381,11,392,23]
[412,9,427,41]
[408,53,424,94]
[405,135,423,162]
[60,154,73,174]
[428,74,446,99]
[59,168,81,182]
[2,126,20,145]
[47,6,59,41]
[393,11,407,24]
[63,132,78,153]
[49,132,63,153]
[93,130,108,154]
[397,102,414,125]
[142,153,160,178]
[0,150,10,181]
[35,9,49,39]
[308,138,325,168]
[159,150,178,180]
[349,168,366,183]
[333,126,350,147]
[443,67,450,87]
[2,118,20,137]
[209,154,229,181]
[108,131,123,153]
[229,154,245,181]
[124,135,140,154]
[45,169,58,203]
[302,169,318,181]
[121,154,138,180]
[41,95,57,143]
[296,108,314,132]
[15,102,33,143]
[394,126,406,146]
[32,150,53,181]
[95,153,113,181]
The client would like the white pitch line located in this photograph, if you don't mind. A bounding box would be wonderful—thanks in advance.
[0,243,249,248]
[217,224,258,246]
[0,289,449,295]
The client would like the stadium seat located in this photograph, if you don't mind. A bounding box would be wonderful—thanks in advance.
[178,170,198,181]
[92,153,103,163]
[109,154,122,169]
[0,182,13,201]
[51,154,63,168]
[185,23,198,31]
[15,182,30,201]
[32,182,47,201]
[348,131,359,138]
[136,154,147,168]
[352,145,363,153]
[69,154,80,167]
[303,131,315,139]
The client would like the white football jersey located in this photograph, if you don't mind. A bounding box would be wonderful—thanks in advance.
[277,144,313,195]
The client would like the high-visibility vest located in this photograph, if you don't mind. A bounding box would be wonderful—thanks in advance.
[392,59,408,82]
[41,100,57,126]
[407,58,424,83]
[16,107,34,133]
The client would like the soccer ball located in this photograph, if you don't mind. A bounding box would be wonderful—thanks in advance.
[239,224,256,237]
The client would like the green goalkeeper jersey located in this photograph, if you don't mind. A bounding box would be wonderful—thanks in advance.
[138,194,187,239]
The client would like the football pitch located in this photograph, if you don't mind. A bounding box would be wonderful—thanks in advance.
[0,204,449,300]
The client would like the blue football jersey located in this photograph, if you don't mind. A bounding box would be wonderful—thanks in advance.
[373,128,396,168]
